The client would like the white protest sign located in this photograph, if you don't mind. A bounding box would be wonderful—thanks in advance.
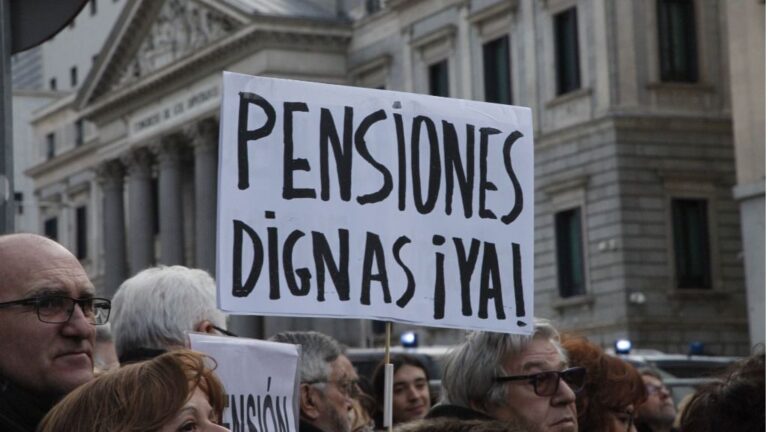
[189,333,300,431]
[217,71,534,334]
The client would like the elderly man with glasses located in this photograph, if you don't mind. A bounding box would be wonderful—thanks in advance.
[270,331,360,432]
[0,233,111,432]
[634,369,678,432]
[426,321,582,432]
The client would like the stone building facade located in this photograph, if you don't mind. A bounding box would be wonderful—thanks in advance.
[25,0,752,353]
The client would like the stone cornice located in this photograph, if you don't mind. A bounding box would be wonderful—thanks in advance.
[83,19,352,121]
[25,140,101,179]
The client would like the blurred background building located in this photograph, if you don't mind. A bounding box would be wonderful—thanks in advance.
[12,0,764,354]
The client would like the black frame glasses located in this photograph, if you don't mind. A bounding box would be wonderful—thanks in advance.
[211,325,238,337]
[0,295,111,325]
[495,367,586,397]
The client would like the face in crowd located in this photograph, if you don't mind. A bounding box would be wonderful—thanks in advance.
[304,354,360,432]
[0,234,97,398]
[608,405,638,432]
[392,364,431,424]
[636,374,676,428]
[159,387,228,432]
[487,337,579,432]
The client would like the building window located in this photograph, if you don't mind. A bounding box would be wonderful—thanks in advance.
[76,206,88,260]
[428,60,449,97]
[483,36,512,104]
[49,78,57,91]
[365,0,381,14]
[14,192,23,215]
[75,120,84,146]
[671,198,710,288]
[46,133,55,160]
[70,66,78,87]
[90,0,97,15]
[657,0,698,82]
[555,208,586,298]
[44,217,58,241]
[554,7,581,95]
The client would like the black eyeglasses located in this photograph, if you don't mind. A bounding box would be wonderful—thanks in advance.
[305,378,361,398]
[495,367,586,397]
[211,325,238,337]
[0,295,111,325]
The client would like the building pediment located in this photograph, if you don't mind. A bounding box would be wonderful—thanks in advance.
[77,0,352,118]
[113,0,241,90]
[78,0,249,112]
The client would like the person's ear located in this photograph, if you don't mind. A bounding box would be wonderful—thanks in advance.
[196,320,215,334]
[300,383,322,420]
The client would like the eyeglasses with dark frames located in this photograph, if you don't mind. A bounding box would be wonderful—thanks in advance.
[495,367,586,397]
[0,295,111,325]
[211,325,238,337]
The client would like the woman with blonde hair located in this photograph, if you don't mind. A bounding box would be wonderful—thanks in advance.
[38,349,228,432]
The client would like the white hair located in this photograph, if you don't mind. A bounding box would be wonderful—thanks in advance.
[111,265,226,358]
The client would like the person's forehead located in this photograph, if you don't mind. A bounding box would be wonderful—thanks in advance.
[642,375,663,386]
[394,364,427,382]
[505,338,566,372]
[331,355,357,379]
[0,241,93,299]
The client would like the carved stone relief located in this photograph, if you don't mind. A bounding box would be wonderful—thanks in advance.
[115,0,238,89]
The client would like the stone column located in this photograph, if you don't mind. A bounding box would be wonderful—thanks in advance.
[153,136,186,265]
[96,160,127,298]
[190,118,263,339]
[189,119,218,274]
[122,148,155,275]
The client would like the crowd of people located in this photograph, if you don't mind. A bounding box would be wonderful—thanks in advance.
[0,233,764,432]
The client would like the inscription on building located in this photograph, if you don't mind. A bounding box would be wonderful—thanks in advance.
[132,86,219,134]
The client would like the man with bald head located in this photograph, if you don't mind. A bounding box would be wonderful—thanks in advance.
[0,234,111,431]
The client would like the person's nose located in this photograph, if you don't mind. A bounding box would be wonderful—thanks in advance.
[406,385,419,401]
[61,302,94,339]
[552,378,577,405]
[658,387,671,400]
[209,422,230,431]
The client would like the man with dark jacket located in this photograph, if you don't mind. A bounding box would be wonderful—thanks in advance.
[0,234,111,431]
[426,321,582,432]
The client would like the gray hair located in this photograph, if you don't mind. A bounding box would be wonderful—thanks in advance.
[440,320,565,410]
[269,331,343,383]
[111,265,226,358]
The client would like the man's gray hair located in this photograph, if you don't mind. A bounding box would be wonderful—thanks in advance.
[440,320,565,410]
[111,265,226,358]
[270,331,343,383]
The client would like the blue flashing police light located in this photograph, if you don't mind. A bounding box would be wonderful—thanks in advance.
[689,341,704,356]
[400,331,418,348]
[615,339,632,355]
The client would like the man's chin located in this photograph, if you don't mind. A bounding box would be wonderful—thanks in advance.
[49,369,94,396]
